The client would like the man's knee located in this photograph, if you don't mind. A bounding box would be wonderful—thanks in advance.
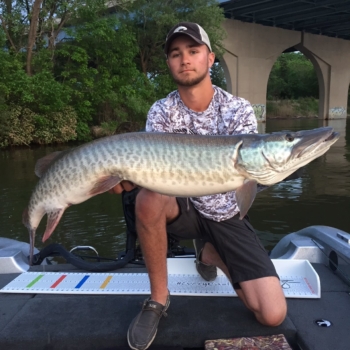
[258,302,287,327]
[240,277,287,327]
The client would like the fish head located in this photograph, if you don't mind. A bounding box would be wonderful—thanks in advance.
[236,127,339,185]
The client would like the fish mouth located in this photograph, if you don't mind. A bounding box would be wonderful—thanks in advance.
[325,131,338,142]
[296,127,339,159]
[250,127,340,186]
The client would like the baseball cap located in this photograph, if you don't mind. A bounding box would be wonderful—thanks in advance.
[164,22,212,55]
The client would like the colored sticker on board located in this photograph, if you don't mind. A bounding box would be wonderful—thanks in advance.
[100,276,113,289]
[50,275,67,288]
[26,274,44,288]
[75,275,89,288]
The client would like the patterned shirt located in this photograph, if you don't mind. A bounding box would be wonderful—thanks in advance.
[145,85,258,222]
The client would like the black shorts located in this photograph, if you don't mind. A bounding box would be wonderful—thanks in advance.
[167,198,279,289]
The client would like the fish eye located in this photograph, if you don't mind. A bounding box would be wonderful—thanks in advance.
[285,133,294,142]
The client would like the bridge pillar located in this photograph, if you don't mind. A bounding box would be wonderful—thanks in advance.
[299,33,350,119]
[222,19,350,121]
[222,20,300,122]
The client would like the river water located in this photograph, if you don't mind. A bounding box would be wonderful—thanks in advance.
[1,118,349,258]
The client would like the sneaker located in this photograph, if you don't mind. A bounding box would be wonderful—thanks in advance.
[193,239,217,281]
[127,294,170,350]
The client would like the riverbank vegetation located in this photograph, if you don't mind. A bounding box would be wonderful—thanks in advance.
[266,98,319,118]
[0,1,349,148]
[267,53,319,118]
[0,0,225,148]
[267,52,350,118]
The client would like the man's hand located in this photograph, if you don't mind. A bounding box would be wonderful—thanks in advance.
[109,181,136,194]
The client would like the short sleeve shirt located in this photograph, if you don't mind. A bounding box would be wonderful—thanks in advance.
[145,85,258,222]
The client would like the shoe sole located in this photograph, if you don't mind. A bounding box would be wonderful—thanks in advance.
[127,328,157,350]
[127,295,170,350]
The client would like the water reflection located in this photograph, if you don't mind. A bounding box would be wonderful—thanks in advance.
[0,144,128,258]
[268,178,304,200]
[0,118,349,256]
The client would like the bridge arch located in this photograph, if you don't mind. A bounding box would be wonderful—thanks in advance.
[293,45,326,119]
[221,19,350,121]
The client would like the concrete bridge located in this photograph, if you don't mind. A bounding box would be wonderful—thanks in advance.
[219,0,350,121]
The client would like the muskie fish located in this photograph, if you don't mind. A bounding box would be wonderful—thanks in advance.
[23,127,339,264]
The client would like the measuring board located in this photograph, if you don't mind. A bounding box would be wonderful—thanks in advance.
[0,258,320,298]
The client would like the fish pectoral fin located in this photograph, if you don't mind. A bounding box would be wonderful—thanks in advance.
[235,180,258,220]
[42,208,66,242]
[35,151,63,177]
[89,175,122,196]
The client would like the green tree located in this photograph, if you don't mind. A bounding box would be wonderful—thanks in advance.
[0,1,132,75]
[119,0,226,100]
[55,3,146,139]
[0,0,226,147]
[210,62,227,90]
[0,0,139,143]
[267,52,318,100]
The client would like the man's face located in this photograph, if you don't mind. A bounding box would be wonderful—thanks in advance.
[166,35,215,87]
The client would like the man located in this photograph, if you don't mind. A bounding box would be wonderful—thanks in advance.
[112,22,287,350]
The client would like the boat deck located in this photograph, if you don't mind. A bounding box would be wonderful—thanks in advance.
[0,262,349,350]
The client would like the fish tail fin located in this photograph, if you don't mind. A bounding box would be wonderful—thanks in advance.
[22,207,30,228]
[23,207,35,265]
[29,228,36,266]
[42,208,66,243]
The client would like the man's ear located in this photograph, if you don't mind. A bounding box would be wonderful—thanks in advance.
[208,52,215,68]
[166,59,170,68]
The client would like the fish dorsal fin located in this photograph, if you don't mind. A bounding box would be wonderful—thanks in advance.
[35,151,63,178]
[89,175,123,196]
[42,208,66,242]
[235,179,258,219]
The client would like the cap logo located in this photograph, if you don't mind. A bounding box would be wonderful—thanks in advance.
[174,26,188,33]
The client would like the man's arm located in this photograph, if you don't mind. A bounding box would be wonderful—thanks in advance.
[145,100,169,133]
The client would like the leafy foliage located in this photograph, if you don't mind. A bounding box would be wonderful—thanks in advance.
[267,52,319,100]
[0,106,35,148]
[266,98,319,118]
[1,2,348,148]
[210,62,227,90]
[118,0,226,100]
[265,52,350,117]
[0,105,77,147]
[0,0,226,148]
[32,106,78,144]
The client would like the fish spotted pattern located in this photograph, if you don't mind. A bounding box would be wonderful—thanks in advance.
[23,128,339,265]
